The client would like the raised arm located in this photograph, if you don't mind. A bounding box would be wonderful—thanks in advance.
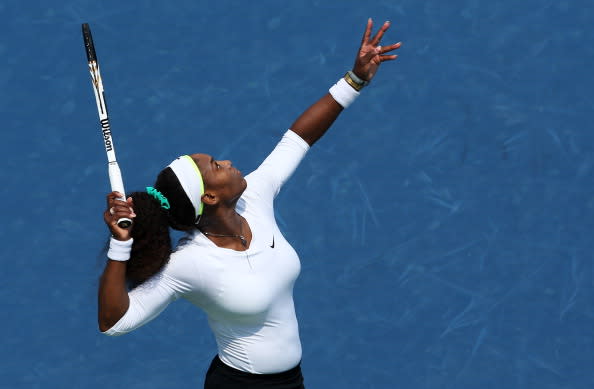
[290,18,401,146]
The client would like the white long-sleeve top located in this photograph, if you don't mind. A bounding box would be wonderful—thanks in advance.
[103,130,310,374]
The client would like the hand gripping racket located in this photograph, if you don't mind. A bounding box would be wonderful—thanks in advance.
[82,23,132,228]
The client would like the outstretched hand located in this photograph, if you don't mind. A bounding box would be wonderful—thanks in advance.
[353,19,401,82]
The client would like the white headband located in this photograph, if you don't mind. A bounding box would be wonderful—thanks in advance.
[168,155,204,220]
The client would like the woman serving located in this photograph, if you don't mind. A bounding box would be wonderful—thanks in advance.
[99,18,401,389]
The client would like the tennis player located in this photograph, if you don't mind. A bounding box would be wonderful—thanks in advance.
[99,18,401,389]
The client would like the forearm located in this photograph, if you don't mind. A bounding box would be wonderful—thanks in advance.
[98,260,130,332]
[290,93,343,146]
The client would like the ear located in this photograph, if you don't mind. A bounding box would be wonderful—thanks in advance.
[201,192,219,206]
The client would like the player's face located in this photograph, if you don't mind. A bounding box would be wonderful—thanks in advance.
[190,153,246,203]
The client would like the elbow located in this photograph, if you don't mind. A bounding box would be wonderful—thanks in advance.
[97,294,130,334]
[98,311,124,334]
[98,321,113,334]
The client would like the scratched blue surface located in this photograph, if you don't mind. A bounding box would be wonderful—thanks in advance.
[1,0,593,388]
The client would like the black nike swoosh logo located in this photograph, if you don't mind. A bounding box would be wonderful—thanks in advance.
[270,236,275,248]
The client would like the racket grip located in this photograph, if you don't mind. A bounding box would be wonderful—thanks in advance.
[108,162,126,197]
[108,162,133,229]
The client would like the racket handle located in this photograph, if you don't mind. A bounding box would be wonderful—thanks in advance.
[117,218,132,229]
[108,162,133,229]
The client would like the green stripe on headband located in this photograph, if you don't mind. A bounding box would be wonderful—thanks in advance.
[181,155,205,216]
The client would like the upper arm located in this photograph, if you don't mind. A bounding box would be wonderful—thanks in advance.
[101,253,198,336]
[101,274,179,336]
[250,130,310,199]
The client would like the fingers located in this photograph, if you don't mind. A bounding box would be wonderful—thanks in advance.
[361,18,373,46]
[370,20,391,46]
[359,42,400,64]
[106,192,134,207]
[104,191,136,230]
[378,41,401,53]
[359,19,400,60]
[379,54,398,63]
[378,41,402,60]
[106,191,125,207]
[109,199,135,218]
[108,203,135,219]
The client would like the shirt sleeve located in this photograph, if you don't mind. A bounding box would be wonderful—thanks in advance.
[101,251,199,336]
[247,130,310,199]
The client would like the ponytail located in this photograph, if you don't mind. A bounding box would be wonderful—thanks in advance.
[125,167,197,288]
[127,192,171,288]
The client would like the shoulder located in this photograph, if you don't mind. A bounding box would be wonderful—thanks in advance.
[160,235,209,284]
[168,233,228,274]
[236,174,275,218]
[169,232,208,266]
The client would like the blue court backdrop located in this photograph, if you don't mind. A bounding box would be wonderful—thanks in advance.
[1,0,593,388]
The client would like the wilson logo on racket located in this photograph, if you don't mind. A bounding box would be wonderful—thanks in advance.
[100,119,113,152]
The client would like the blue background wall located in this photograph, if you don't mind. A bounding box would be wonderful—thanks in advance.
[1,1,593,388]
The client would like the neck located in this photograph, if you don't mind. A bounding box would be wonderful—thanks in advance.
[197,209,244,236]
[198,216,248,249]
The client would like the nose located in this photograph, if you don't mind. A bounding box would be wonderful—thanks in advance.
[221,160,232,168]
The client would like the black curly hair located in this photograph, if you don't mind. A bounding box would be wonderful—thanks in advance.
[125,167,197,288]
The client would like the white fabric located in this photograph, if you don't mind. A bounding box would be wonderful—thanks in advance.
[103,130,310,374]
[329,77,360,108]
[107,237,133,262]
[168,155,204,219]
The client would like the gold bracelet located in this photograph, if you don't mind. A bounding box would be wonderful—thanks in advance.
[343,72,364,91]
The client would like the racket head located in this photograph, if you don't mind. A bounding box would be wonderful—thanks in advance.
[82,23,97,63]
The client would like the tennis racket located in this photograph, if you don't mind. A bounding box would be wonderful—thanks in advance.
[82,23,132,228]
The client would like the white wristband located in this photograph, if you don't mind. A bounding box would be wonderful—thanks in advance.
[329,78,360,108]
[107,237,133,262]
